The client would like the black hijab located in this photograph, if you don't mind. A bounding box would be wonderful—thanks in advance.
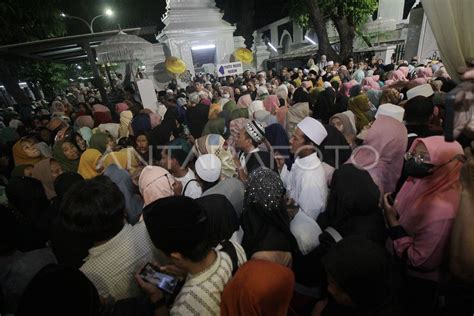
[196,194,239,247]
[317,164,385,245]
[186,103,210,139]
[313,88,336,124]
[320,125,352,168]
[241,168,297,257]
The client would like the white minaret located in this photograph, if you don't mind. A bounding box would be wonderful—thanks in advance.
[157,0,237,76]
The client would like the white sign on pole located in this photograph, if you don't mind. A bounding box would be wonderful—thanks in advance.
[137,79,158,111]
[216,62,243,77]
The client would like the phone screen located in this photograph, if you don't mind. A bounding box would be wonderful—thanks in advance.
[139,263,179,294]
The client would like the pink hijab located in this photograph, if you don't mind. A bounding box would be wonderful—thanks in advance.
[399,66,409,78]
[417,67,433,79]
[263,95,280,114]
[394,137,463,279]
[342,80,358,97]
[388,70,408,82]
[397,136,463,228]
[227,118,250,150]
[362,76,380,91]
[139,166,175,206]
[92,104,110,113]
[237,94,252,108]
[348,115,408,195]
[115,103,129,114]
[75,115,94,129]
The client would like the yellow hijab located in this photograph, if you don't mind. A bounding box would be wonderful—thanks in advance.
[78,148,103,179]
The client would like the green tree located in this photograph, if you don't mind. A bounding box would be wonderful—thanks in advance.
[0,0,65,104]
[290,0,378,61]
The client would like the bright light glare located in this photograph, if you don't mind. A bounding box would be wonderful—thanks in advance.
[305,35,316,45]
[268,43,278,52]
[60,12,66,17]
[105,9,113,16]
[191,44,216,51]
[76,65,82,70]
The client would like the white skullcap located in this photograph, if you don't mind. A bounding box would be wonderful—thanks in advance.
[244,120,266,144]
[297,117,328,145]
[195,154,222,183]
[375,103,405,123]
[257,85,269,96]
[323,81,332,89]
[327,61,334,67]
[248,100,265,118]
[166,89,173,94]
[241,85,248,91]
[406,83,434,100]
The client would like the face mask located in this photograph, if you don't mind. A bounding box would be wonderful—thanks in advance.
[404,157,434,178]
[222,94,230,99]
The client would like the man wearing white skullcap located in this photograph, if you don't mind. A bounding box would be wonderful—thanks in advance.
[195,154,222,190]
[277,117,328,220]
[376,103,405,123]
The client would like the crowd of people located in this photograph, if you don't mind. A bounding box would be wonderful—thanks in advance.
[0,53,473,316]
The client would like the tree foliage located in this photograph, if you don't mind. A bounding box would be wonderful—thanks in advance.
[291,0,377,29]
[0,0,65,45]
[290,0,378,60]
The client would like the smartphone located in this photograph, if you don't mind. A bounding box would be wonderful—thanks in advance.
[139,263,179,294]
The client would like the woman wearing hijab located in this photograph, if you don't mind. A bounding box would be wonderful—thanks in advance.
[5,177,49,251]
[77,148,103,180]
[186,101,210,139]
[104,164,144,225]
[78,127,93,145]
[348,83,362,98]
[348,94,372,132]
[319,125,352,183]
[12,137,44,166]
[118,110,133,139]
[74,115,94,129]
[32,158,63,200]
[69,132,87,153]
[329,113,357,148]
[195,194,240,247]
[202,103,226,136]
[53,140,81,173]
[341,80,358,97]
[92,104,112,125]
[193,134,237,179]
[130,112,152,136]
[221,260,295,316]
[265,123,293,169]
[286,87,311,138]
[263,95,280,115]
[349,114,407,196]
[227,118,250,151]
[241,168,297,267]
[320,236,397,316]
[383,136,464,314]
[88,132,113,154]
[138,166,176,206]
[237,94,252,108]
[313,88,337,124]
[366,89,383,108]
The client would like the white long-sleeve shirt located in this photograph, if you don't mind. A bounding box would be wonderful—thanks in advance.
[280,153,328,220]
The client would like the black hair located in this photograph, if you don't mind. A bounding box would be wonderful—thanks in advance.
[292,87,310,103]
[309,70,318,76]
[404,96,434,124]
[59,176,125,242]
[169,148,188,166]
[143,196,212,262]
[331,81,340,91]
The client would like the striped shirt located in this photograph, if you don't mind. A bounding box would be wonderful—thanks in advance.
[170,241,246,316]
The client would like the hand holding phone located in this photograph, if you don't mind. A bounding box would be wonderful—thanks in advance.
[139,263,179,294]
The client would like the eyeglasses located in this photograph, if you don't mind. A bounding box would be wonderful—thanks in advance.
[404,151,430,164]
